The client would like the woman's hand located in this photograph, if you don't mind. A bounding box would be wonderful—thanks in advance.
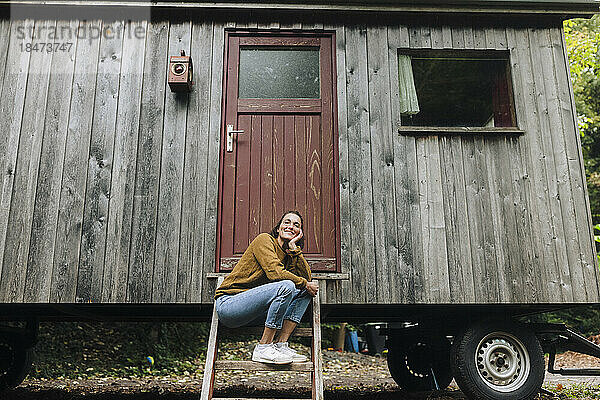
[287,228,303,251]
[306,281,318,297]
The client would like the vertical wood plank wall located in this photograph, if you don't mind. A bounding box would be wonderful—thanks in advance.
[0,17,597,304]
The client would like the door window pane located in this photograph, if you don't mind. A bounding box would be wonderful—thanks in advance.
[239,47,320,99]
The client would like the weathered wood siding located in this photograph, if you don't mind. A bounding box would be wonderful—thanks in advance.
[0,17,597,304]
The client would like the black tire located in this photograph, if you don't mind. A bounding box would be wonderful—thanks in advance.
[0,339,33,391]
[387,334,453,392]
[451,320,544,400]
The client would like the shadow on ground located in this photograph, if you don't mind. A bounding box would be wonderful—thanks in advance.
[2,387,468,400]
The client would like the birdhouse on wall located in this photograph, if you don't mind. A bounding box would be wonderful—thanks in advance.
[168,51,193,92]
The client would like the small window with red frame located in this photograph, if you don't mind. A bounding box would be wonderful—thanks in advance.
[398,50,516,128]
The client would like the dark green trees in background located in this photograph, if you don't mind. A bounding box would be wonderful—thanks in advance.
[548,17,600,334]
[565,15,600,225]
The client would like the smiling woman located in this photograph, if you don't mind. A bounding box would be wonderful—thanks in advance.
[214,211,318,365]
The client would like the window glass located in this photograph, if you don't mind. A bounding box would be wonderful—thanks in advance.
[399,56,514,127]
[239,47,320,99]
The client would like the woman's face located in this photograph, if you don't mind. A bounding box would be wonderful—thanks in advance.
[277,213,302,241]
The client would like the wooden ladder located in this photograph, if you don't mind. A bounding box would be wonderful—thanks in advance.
[201,277,324,400]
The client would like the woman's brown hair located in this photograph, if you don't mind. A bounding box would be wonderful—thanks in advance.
[270,211,305,250]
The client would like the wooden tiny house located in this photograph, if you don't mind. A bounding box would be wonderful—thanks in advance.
[1,0,600,398]
[0,1,598,307]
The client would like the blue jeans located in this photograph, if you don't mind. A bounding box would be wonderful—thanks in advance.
[215,280,312,330]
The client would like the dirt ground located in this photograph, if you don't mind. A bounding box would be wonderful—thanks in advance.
[4,343,600,400]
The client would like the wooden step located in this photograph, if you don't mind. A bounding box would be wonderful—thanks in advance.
[212,398,310,400]
[214,360,314,372]
[218,326,313,337]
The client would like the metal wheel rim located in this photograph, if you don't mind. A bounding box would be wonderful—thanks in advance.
[475,331,530,392]
[403,342,431,378]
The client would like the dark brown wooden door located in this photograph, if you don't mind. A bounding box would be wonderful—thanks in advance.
[216,32,340,272]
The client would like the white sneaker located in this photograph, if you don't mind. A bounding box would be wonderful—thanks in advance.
[252,343,293,364]
[274,342,308,363]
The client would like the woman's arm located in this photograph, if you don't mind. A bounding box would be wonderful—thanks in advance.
[252,234,308,288]
[287,249,311,282]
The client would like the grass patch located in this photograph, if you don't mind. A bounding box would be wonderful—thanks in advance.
[545,383,600,399]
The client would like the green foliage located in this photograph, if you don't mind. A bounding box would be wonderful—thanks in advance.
[565,16,600,228]
[320,323,340,349]
[594,224,600,243]
[545,382,600,398]
[564,18,600,81]
[526,305,600,338]
[565,17,600,265]
[545,307,600,338]
[31,322,210,379]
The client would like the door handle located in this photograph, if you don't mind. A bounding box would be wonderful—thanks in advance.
[226,124,244,152]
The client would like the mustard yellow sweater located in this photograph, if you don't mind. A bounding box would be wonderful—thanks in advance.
[214,233,311,299]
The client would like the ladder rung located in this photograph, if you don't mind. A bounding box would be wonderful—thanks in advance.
[213,398,310,400]
[218,326,313,337]
[291,327,313,337]
[215,360,314,371]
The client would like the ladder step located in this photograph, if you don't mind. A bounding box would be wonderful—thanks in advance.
[219,326,313,337]
[215,360,314,372]
[213,398,310,400]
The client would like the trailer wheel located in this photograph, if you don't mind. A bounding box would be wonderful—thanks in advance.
[451,321,544,400]
[0,338,33,391]
[387,335,453,392]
